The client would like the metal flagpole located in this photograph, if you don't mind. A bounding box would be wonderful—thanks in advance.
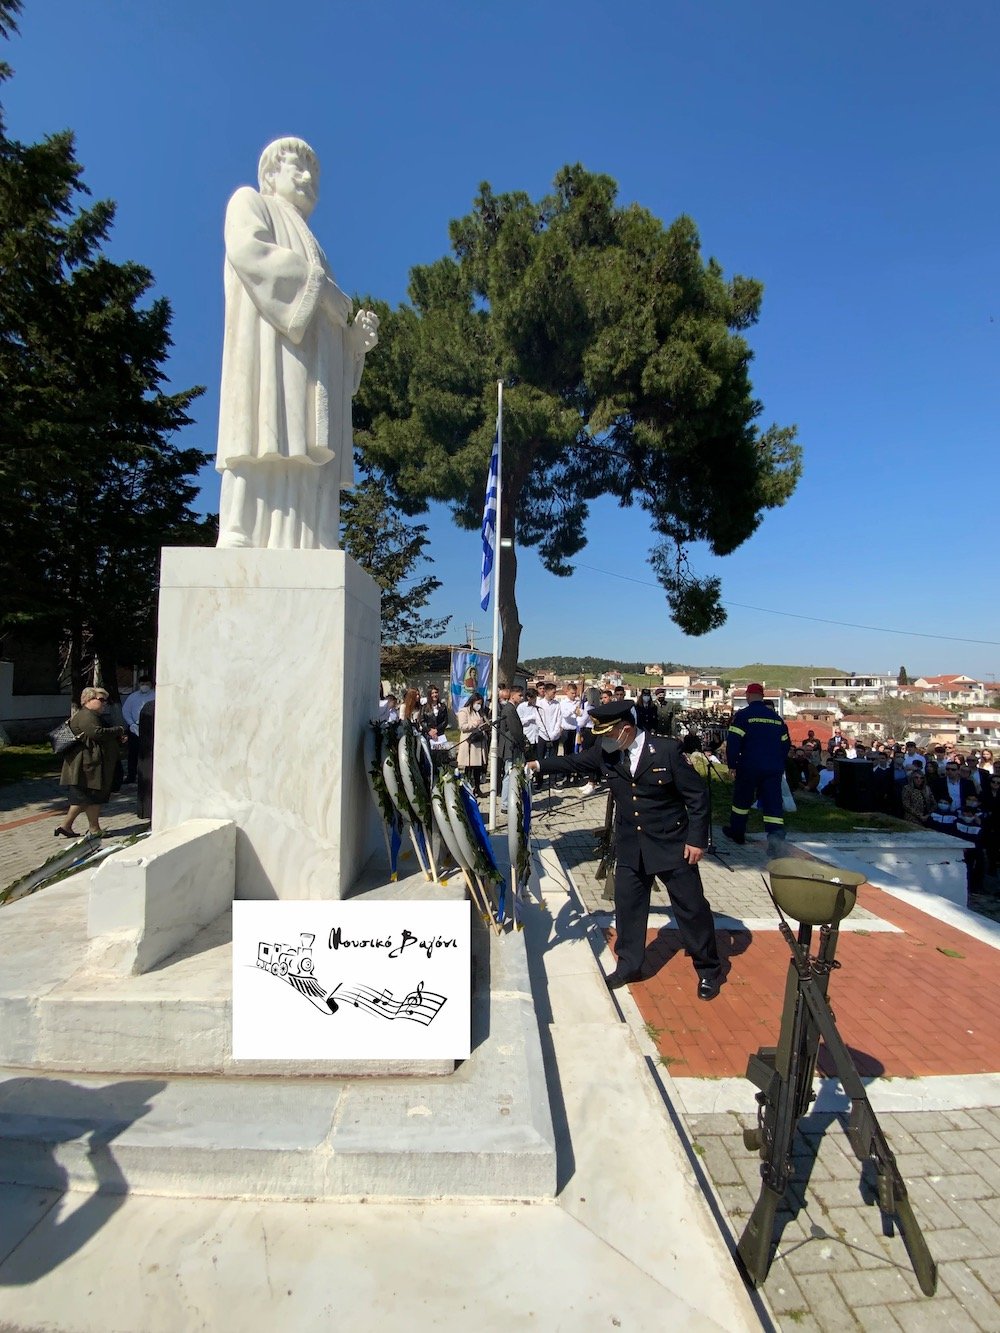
[488,381,503,831]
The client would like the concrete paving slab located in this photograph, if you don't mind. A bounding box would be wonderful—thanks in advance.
[0,1191,742,1333]
[0,1182,60,1265]
[671,1073,1000,1115]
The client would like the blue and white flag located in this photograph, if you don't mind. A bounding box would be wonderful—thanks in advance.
[480,426,499,611]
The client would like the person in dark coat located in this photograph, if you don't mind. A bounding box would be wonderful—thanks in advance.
[929,760,976,811]
[496,683,526,814]
[417,686,449,738]
[136,699,156,822]
[634,689,659,733]
[527,699,722,999]
[54,687,126,838]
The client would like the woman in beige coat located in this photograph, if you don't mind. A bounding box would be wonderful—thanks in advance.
[457,692,489,797]
[54,687,126,838]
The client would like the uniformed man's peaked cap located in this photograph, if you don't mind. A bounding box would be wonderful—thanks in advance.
[589,700,637,733]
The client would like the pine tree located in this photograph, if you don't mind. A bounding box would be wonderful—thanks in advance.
[0,3,210,700]
[356,167,801,683]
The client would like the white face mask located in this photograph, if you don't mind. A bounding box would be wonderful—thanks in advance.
[472,703,482,713]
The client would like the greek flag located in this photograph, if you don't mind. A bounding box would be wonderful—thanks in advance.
[480,426,499,611]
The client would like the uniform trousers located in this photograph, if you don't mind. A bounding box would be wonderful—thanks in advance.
[613,851,720,978]
[729,768,785,838]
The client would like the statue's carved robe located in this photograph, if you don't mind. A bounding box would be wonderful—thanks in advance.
[216,187,362,549]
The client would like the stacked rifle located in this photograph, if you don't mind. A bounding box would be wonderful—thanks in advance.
[736,858,937,1298]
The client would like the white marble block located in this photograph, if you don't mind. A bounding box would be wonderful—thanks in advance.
[153,548,381,900]
[88,819,236,975]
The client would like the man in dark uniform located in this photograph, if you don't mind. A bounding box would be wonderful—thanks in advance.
[496,683,526,813]
[652,687,674,737]
[527,700,722,999]
[723,683,791,845]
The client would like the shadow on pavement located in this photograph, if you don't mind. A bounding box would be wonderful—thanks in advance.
[0,1076,165,1284]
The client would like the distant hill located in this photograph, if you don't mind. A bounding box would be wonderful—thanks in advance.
[524,657,848,693]
[702,664,849,692]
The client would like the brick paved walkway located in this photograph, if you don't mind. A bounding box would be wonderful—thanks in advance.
[614,878,1000,1078]
[529,782,1000,1329]
[1,778,147,896]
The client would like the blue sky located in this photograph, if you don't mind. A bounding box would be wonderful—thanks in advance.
[6,1,999,678]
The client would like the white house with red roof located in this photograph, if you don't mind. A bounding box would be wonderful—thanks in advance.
[911,674,986,705]
[961,708,1000,745]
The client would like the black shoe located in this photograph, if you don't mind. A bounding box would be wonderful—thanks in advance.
[54,826,76,838]
[697,973,722,1001]
[721,825,746,845]
[606,967,644,990]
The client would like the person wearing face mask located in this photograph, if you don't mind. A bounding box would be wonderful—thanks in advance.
[526,700,722,999]
[635,689,658,733]
[122,675,155,785]
[457,691,490,797]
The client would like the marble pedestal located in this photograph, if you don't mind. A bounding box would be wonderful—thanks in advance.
[153,548,380,900]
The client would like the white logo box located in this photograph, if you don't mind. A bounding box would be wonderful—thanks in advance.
[232,900,471,1060]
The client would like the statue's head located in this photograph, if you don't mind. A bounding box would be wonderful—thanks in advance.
[258,137,320,217]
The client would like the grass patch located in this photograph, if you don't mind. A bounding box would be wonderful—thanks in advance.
[691,1141,705,1157]
[0,744,60,786]
[659,1054,678,1068]
[706,774,911,836]
[643,1021,663,1042]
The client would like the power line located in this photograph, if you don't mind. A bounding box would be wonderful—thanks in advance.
[573,563,1000,648]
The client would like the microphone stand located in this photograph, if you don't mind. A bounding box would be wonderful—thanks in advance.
[704,760,733,872]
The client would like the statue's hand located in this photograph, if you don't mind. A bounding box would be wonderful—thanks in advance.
[353,308,380,354]
[324,279,353,328]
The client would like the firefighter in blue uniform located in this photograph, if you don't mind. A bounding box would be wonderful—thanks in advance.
[723,683,791,845]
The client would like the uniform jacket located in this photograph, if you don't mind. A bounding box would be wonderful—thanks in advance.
[726,701,790,774]
[634,698,659,732]
[540,734,708,874]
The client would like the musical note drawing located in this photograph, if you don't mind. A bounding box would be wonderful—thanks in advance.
[254,938,447,1027]
[337,981,446,1027]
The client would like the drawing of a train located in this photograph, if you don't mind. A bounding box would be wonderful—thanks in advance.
[257,933,315,977]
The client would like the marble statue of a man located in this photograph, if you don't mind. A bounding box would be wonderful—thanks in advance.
[215,137,379,550]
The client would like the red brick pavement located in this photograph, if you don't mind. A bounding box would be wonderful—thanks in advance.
[617,883,1000,1079]
[0,810,58,833]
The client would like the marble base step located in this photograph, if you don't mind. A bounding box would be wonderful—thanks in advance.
[0,859,465,1077]
[0,874,555,1200]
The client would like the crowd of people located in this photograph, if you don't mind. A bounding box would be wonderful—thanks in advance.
[779,732,999,894]
[377,679,681,809]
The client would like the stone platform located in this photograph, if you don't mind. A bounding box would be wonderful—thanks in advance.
[0,854,471,1078]
[0,859,556,1201]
